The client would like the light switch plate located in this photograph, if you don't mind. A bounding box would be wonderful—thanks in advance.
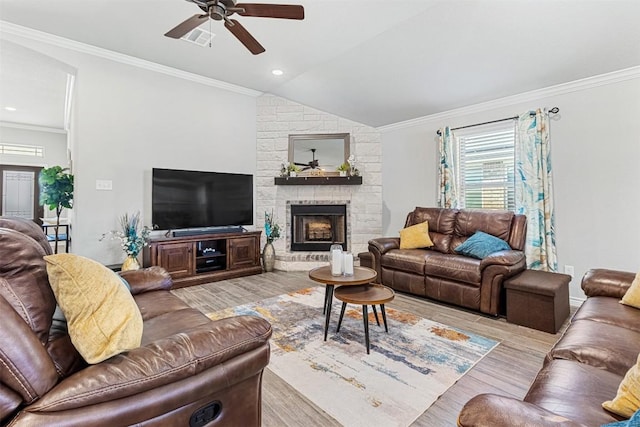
[96,179,113,190]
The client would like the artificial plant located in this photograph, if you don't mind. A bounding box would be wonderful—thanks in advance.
[39,166,74,253]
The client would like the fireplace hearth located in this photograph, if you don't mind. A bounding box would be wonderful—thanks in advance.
[290,204,347,252]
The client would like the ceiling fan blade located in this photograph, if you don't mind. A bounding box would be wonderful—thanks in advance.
[164,14,209,39]
[235,3,304,20]
[224,19,265,55]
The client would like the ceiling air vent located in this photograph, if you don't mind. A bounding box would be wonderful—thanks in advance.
[180,28,215,47]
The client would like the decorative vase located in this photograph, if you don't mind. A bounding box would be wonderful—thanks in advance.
[339,170,347,177]
[289,171,297,177]
[121,255,141,271]
[262,242,276,272]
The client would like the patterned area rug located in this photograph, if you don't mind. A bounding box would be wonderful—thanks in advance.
[207,287,498,427]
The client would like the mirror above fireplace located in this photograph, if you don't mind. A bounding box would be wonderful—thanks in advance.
[288,133,350,176]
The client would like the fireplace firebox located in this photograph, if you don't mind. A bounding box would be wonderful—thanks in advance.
[290,204,347,251]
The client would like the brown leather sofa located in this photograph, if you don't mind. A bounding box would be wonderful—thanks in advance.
[0,217,272,426]
[368,207,527,316]
[458,268,640,426]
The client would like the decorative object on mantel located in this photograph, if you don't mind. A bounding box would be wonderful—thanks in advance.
[337,162,349,177]
[263,210,281,272]
[280,162,301,178]
[100,212,151,271]
[274,175,363,186]
[347,154,359,176]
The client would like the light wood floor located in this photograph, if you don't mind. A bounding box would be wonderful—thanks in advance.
[172,271,571,427]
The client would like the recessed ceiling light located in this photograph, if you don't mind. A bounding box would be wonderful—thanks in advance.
[272,69,284,76]
[4,106,17,111]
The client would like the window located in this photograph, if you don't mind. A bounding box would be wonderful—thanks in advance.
[454,121,516,210]
[0,143,44,157]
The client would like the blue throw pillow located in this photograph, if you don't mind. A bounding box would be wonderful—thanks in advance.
[601,408,640,426]
[454,231,511,259]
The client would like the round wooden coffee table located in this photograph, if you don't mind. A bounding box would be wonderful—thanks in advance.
[334,284,395,354]
[308,265,377,341]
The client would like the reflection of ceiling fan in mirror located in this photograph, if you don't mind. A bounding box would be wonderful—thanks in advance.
[295,148,319,171]
[164,0,305,55]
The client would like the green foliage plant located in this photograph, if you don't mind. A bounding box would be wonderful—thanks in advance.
[39,166,74,253]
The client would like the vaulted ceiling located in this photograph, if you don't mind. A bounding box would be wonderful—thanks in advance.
[1,0,639,129]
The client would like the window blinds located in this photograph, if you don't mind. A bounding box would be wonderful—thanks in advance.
[456,123,516,210]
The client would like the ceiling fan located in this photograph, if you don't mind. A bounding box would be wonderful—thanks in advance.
[165,0,305,55]
[295,148,319,171]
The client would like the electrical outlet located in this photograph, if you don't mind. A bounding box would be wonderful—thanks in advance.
[564,265,574,278]
[96,179,113,191]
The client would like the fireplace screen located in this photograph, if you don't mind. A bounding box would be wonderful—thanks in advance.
[290,204,347,251]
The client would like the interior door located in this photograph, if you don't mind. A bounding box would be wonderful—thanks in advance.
[0,165,44,225]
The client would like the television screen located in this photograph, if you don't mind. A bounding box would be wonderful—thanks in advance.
[152,168,253,230]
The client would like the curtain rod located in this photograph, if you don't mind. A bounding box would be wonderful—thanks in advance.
[436,107,559,135]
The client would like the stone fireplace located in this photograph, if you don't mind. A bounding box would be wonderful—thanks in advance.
[255,94,383,271]
[290,204,347,252]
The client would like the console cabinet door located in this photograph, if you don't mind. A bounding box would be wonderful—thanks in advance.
[229,236,259,269]
[156,242,194,279]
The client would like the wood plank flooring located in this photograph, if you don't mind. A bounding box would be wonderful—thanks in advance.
[172,271,572,427]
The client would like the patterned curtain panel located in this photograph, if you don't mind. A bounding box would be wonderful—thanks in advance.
[438,127,459,209]
[515,109,558,271]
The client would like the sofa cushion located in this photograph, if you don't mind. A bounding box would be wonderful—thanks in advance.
[524,359,623,426]
[451,209,514,252]
[407,207,457,253]
[380,249,427,275]
[621,272,640,309]
[548,319,640,377]
[603,353,640,418]
[572,296,640,333]
[399,221,434,249]
[44,254,143,364]
[453,231,511,259]
[423,252,482,285]
[134,291,192,321]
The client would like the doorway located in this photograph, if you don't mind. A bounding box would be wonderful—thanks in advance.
[0,165,44,225]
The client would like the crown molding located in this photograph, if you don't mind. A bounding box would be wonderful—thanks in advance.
[0,121,66,134]
[0,21,263,98]
[378,66,640,132]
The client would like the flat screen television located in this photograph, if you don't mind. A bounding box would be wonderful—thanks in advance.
[152,168,253,230]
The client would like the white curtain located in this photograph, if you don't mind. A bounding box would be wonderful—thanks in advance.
[516,109,558,271]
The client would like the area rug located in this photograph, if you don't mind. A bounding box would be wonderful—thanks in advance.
[207,287,498,427]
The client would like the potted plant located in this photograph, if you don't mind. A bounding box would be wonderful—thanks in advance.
[337,162,350,177]
[101,212,151,271]
[39,166,74,254]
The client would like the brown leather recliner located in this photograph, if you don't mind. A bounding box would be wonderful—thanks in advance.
[368,207,527,316]
[0,217,272,426]
[458,268,640,426]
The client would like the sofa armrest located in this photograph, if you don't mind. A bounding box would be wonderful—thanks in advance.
[479,250,525,270]
[368,237,400,255]
[581,268,635,299]
[119,266,173,295]
[27,315,271,413]
[458,394,586,427]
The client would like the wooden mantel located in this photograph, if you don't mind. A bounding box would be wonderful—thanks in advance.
[274,176,363,186]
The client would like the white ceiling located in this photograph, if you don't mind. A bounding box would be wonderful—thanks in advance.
[1,0,639,129]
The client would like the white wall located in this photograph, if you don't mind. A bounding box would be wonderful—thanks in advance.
[2,33,258,264]
[380,75,640,301]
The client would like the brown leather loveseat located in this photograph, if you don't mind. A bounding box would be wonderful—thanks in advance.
[458,268,640,426]
[368,207,527,316]
[0,217,272,426]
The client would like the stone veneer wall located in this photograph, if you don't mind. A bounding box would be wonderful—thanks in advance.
[256,94,383,271]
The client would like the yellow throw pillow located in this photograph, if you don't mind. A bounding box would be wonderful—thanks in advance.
[621,272,640,309]
[399,221,434,250]
[603,353,640,417]
[44,254,143,364]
